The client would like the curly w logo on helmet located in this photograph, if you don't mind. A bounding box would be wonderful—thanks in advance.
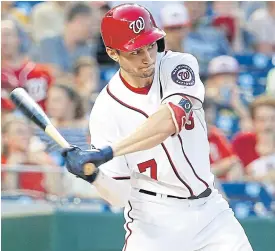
[129,17,145,34]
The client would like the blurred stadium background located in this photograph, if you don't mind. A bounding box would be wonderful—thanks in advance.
[1,1,275,251]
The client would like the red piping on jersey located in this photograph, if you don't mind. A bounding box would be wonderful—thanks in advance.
[123,201,134,251]
[159,143,193,196]
[177,135,209,188]
[113,176,131,180]
[107,85,194,196]
[119,72,152,95]
[107,85,149,117]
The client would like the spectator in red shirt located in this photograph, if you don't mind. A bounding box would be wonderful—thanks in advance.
[232,95,275,174]
[1,19,53,111]
[204,98,243,180]
[1,115,61,195]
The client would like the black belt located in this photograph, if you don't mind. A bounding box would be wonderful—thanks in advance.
[139,188,212,200]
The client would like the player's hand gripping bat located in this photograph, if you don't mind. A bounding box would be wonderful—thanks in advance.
[9,88,95,175]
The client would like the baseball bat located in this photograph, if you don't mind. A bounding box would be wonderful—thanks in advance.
[9,88,95,175]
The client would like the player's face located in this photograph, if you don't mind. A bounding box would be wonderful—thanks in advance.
[117,42,158,78]
[254,105,275,135]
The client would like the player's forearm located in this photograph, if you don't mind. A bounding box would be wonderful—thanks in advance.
[112,105,176,157]
[93,171,131,207]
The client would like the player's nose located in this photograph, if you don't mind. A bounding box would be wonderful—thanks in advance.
[142,50,154,65]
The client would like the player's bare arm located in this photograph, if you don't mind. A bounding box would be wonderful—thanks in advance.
[112,94,193,156]
[112,104,175,156]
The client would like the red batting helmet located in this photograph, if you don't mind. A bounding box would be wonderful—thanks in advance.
[101,4,166,52]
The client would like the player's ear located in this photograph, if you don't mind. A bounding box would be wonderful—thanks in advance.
[106,47,119,62]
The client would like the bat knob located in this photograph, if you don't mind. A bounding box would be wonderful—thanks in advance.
[84,163,96,176]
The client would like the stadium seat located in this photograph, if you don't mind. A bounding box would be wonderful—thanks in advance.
[234,53,274,72]
[221,182,274,219]
[238,71,268,100]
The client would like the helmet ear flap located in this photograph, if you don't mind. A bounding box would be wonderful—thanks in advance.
[157,38,165,52]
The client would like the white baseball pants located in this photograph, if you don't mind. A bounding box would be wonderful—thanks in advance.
[122,188,253,251]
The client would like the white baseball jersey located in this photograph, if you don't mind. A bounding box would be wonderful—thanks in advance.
[89,51,215,198]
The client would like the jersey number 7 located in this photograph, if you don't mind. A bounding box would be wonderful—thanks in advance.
[137,159,158,180]
[137,114,195,180]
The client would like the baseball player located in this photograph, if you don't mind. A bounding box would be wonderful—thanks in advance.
[62,4,253,251]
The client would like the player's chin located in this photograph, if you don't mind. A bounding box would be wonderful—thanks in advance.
[140,68,155,78]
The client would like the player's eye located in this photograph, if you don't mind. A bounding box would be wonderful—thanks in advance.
[131,50,139,55]
[148,42,156,49]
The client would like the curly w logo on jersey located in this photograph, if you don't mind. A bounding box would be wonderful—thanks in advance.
[129,17,145,34]
[171,64,195,86]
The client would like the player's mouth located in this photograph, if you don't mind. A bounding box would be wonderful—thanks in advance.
[141,64,155,70]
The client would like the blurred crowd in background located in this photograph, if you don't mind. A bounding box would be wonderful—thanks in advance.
[1,1,275,206]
